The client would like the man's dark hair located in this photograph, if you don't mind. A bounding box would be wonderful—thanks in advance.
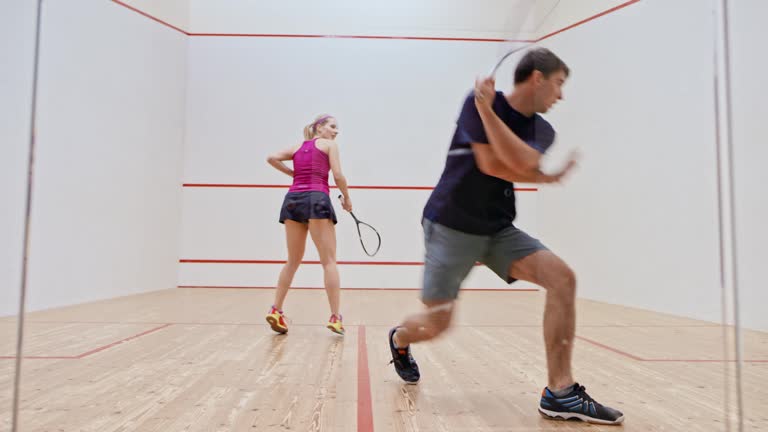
[514,48,570,84]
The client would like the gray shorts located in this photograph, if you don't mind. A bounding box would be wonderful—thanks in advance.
[421,218,548,301]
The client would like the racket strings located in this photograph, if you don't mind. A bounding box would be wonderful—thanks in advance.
[356,222,381,256]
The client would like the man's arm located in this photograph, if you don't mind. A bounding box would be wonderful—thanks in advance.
[474,77,542,172]
[473,143,577,184]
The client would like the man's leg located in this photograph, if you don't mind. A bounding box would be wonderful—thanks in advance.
[392,300,455,347]
[485,227,623,424]
[508,250,576,391]
[388,300,455,384]
[388,219,486,384]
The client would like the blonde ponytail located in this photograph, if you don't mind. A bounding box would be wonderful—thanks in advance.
[303,114,333,140]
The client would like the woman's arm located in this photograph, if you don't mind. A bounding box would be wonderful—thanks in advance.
[266,147,296,177]
[324,140,352,212]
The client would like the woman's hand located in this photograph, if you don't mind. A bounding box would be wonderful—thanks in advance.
[339,195,353,212]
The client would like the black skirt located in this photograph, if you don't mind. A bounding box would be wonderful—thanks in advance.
[279,191,338,225]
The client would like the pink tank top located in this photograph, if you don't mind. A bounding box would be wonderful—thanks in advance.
[288,139,330,194]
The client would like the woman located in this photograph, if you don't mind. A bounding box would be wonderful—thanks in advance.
[265,114,352,335]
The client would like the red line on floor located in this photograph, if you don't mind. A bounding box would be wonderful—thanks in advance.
[576,335,768,363]
[0,323,172,360]
[75,323,173,358]
[357,326,374,432]
[575,335,645,361]
[0,356,73,360]
[10,321,724,328]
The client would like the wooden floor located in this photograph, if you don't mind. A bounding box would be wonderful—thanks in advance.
[1,288,767,431]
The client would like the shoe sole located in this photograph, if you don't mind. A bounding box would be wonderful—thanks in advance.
[538,408,624,425]
[326,324,345,335]
[266,316,287,334]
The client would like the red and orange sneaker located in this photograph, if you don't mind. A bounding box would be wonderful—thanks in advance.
[265,306,288,334]
[326,314,345,335]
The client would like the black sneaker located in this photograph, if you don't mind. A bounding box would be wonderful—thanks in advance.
[388,327,420,384]
[538,383,624,425]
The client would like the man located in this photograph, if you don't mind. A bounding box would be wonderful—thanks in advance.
[387,48,624,425]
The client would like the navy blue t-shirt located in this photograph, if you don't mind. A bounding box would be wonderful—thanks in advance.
[423,91,556,235]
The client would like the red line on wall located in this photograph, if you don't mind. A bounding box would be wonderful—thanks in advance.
[190,33,533,43]
[183,184,433,190]
[182,183,538,192]
[111,0,642,43]
[177,286,539,292]
[181,259,426,265]
[535,0,643,42]
[179,260,500,268]
[111,0,189,35]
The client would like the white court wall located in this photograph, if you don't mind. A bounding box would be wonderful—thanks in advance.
[730,0,768,331]
[188,0,539,39]
[20,0,188,312]
[97,0,634,41]
[120,0,190,32]
[176,0,643,292]
[534,0,639,38]
[536,0,725,324]
[0,0,38,317]
[187,0,631,39]
[179,36,542,289]
[12,0,761,330]
[1,0,640,316]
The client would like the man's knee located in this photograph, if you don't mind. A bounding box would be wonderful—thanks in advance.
[550,263,577,300]
[424,303,454,338]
